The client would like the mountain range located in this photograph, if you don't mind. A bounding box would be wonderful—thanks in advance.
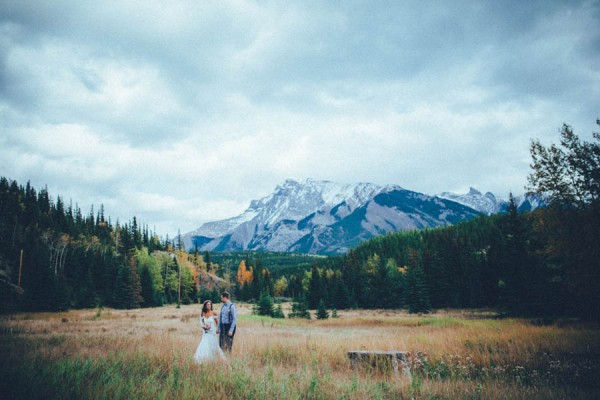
[182,179,543,254]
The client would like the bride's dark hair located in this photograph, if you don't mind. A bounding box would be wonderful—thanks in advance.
[202,300,213,315]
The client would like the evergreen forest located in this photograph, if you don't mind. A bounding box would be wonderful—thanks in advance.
[1,121,598,320]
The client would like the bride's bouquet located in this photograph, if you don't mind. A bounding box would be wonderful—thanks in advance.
[201,317,211,333]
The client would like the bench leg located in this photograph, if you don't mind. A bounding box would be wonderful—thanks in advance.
[392,357,399,374]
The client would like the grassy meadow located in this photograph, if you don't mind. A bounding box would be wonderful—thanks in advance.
[1,304,599,399]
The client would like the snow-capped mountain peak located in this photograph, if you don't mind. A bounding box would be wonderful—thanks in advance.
[182,179,484,254]
[437,188,545,215]
[188,179,385,239]
[183,179,545,254]
[437,188,504,215]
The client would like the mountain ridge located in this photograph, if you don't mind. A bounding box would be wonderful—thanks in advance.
[183,179,543,254]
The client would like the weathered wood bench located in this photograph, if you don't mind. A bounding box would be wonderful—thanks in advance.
[348,350,411,379]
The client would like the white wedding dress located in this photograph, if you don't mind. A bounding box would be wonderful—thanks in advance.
[193,315,225,363]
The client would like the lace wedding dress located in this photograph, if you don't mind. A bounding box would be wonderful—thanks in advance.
[193,315,225,363]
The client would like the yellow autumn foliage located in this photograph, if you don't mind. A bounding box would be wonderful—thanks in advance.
[236,260,253,285]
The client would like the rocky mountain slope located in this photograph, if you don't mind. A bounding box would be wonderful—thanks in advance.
[182,179,524,254]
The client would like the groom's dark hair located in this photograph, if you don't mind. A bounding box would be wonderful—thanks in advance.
[221,291,230,299]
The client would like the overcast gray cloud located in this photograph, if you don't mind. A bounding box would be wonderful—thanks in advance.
[1,0,599,236]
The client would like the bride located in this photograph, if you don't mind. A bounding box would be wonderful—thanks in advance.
[193,300,225,364]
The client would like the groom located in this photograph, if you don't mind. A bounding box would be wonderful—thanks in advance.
[217,291,237,353]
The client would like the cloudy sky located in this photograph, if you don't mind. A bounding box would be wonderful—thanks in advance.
[1,1,599,237]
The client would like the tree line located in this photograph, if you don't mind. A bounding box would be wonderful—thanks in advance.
[0,179,227,312]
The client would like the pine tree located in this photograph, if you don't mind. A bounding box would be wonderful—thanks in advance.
[113,263,134,309]
[338,280,351,309]
[129,254,144,308]
[343,250,364,307]
[404,250,431,314]
[272,303,285,319]
[257,291,274,317]
[263,268,274,297]
[241,281,251,301]
[204,251,212,272]
[316,299,329,319]
[140,266,155,307]
[307,263,322,309]
[500,193,532,314]
[365,253,388,308]
[251,262,263,300]
[289,294,311,319]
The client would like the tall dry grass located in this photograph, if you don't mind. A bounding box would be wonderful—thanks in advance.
[1,304,599,399]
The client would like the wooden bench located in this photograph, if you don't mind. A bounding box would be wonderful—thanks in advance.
[348,350,411,379]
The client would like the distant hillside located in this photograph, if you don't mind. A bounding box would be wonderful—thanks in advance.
[209,251,329,276]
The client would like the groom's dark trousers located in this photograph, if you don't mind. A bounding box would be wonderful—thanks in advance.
[219,324,235,353]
